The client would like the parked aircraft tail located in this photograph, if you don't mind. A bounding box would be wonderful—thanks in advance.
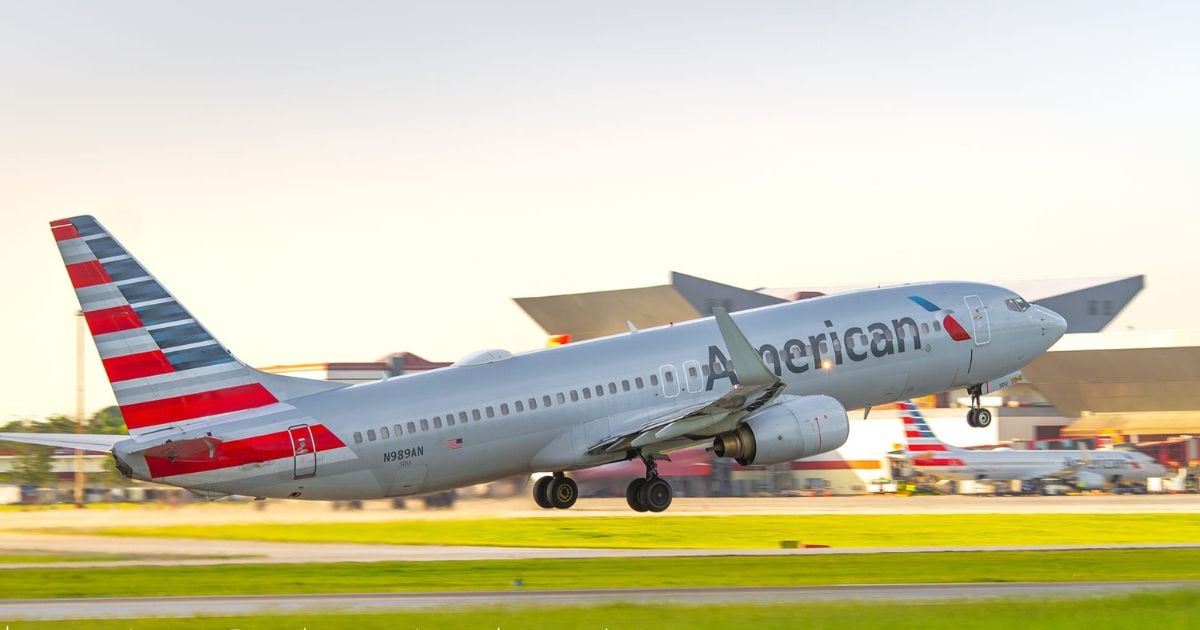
[50,216,345,438]
[898,401,962,453]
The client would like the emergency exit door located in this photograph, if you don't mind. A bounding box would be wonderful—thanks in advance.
[289,424,317,479]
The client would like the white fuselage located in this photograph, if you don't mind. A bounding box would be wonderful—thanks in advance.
[114,281,1066,500]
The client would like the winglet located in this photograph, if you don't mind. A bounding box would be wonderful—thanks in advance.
[712,307,776,387]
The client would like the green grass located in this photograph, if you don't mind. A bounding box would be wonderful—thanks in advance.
[2,549,1199,599]
[9,590,1200,629]
[88,513,1200,549]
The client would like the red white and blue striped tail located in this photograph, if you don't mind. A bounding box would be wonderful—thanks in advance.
[51,216,343,437]
[898,400,960,453]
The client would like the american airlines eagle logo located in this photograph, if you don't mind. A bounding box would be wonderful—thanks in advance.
[907,296,972,342]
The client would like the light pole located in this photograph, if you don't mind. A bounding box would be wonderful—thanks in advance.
[75,310,84,508]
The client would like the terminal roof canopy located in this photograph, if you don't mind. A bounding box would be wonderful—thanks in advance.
[515,273,1143,341]
[1022,330,1200,418]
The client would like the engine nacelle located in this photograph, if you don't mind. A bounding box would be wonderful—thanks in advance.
[712,395,850,466]
[1075,470,1107,490]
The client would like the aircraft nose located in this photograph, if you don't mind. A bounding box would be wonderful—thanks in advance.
[1036,305,1068,343]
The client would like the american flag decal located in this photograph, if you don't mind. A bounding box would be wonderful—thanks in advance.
[446,438,463,450]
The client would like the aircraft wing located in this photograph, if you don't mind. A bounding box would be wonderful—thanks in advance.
[587,307,785,455]
[0,432,126,453]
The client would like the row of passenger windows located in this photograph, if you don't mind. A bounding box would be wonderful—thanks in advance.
[352,373,663,444]
[350,321,951,444]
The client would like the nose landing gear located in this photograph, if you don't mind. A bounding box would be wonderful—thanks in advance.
[965,385,992,428]
[625,451,673,513]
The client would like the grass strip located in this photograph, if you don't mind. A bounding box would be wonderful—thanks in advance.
[1,549,1199,599]
[7,589,1200,629]
[89,513,1200,549]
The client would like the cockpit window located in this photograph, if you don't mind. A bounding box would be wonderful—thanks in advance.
[1006,297,1032,312]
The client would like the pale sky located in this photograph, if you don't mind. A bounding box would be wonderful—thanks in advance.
[2,2,1197,419]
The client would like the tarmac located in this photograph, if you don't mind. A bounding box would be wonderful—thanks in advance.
[1,581,1196,619]
[1,532,1199,569]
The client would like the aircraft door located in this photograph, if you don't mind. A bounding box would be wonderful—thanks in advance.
[963,295,991,345]
[288,424,317,479]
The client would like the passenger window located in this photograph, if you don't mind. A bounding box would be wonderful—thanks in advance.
[486,406,495,419]
[635,377,644,389]
[622,380,630,392]
[608,382,617,394]
[933,320,942,332]
[516,400,525,412]
[701,365,710,377]
[420,419,429,431]
[664,370,674,383]
[557,392,566,404]
[380,426,390,439]
[583,388,592,400]
[543,395,552,407]
[595,385,604,397]
[459,411,469,424]
[353,431,363,444]
[394,423,403,436]
[501,403,510,415]
[407,421,416,433]
[472,409,481,421]
[367,429,376,441]
[446,414,455,427]
[570,390,579,402]
[528,398,537,410]
[650,374,659,386]
[433,417,442,429]
[687,365,698,378]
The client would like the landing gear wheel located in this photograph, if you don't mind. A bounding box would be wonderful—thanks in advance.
[548,476,578,509]
[639,477,673,513]
[966,408,979,428]
[626,478,648,512]
[973,408,992,428]
[532,476,553,509]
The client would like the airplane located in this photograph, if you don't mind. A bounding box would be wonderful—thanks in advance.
[0,216,1068,512]
[893,401,1166,489]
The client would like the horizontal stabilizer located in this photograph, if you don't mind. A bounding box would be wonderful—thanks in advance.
[0,432,126,452]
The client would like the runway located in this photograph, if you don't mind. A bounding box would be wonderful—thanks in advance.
[0,581,1195,619]
[2,532,1199,569]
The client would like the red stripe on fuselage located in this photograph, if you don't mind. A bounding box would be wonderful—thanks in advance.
[66,260,113,289]
[907,444,948,451]
[145,424,345,478]
[121,383,279,430]
[102,350,175,382]
[52,222,82,241]
[84,305,145,335]
[915,457,966,467]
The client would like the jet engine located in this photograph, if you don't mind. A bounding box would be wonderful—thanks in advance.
[712,395,850,466]
[1075,470,1107,490]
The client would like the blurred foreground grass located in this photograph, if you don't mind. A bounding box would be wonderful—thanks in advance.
[90,513,1200,548]
[3,549,1199,599]
[10,589,1200,629]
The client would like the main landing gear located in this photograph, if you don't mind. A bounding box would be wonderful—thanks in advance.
[532,472,578,509]
[625,452,673,513]
[965,385,992,428]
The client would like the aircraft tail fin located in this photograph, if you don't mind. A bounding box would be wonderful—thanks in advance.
[898,400,961,453]
[50,216,345,437]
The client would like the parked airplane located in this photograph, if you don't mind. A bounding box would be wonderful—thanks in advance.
[894,401,1166,488]
[0,216,1067,512]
